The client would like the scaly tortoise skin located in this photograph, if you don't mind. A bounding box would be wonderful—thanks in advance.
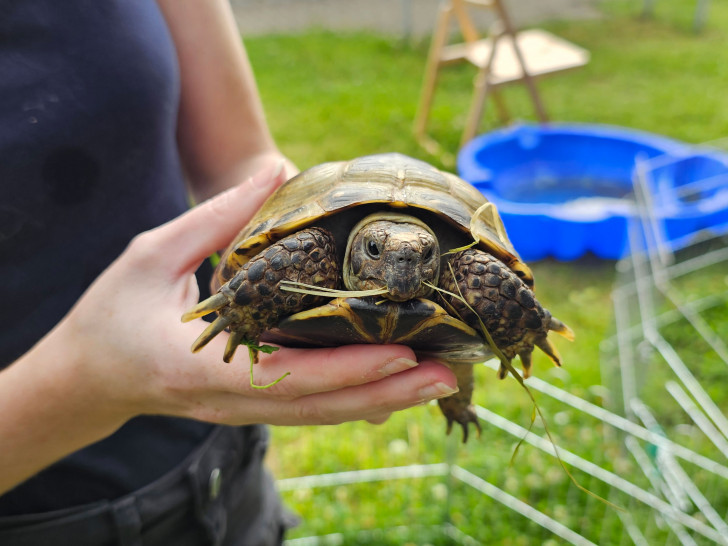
[182,153,573,441]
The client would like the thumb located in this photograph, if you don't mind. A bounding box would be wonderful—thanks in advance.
[153,162,287,277]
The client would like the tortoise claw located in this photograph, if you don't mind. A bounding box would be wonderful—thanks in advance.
[519,351,533,378]
[190,315,233,353]
[181,293,229,323]
[534,334,563,367]
[223,329,246,363]
[439,400,481,443]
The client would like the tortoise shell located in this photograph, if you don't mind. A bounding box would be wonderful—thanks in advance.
[215,153,533,290]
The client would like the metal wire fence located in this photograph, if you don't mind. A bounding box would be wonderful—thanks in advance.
[280,143,728,545]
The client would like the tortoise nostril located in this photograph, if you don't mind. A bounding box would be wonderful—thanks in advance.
[394,246,417,265]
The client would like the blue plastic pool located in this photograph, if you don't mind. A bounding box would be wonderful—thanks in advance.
[458,124,728,261]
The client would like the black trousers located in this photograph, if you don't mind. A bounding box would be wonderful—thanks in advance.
[0,425,293,546]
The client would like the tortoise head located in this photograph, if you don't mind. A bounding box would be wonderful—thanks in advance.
[343,213,440,302]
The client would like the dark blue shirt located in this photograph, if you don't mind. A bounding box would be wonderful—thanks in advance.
[0,0,216,514]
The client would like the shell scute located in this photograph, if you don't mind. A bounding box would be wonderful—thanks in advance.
[216,153,532,288]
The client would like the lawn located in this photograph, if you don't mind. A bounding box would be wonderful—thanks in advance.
[243,1,728,542]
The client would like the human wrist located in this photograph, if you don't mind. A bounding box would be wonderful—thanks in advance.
[0,326,132,493]
[48,314,142,427]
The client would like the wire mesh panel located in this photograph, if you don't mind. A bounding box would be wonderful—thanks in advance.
[278,143,728,545]
[599,144,728,544]
[278,372,728,544]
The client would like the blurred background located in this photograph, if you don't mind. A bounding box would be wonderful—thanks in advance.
[231,0,728,543]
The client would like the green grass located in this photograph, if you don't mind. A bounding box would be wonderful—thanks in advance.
[249,0,728,170]
[244,1,728,542]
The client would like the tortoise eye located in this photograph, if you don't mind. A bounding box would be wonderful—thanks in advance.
[366,239,381,258]
[423,246,434,262]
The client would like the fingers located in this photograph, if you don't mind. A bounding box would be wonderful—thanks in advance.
[199,342,420,397]
[178,336,458,427]
[255,345,424,398]
[255,360,458,426]
[366,413,392,425]
[149,161,288,277]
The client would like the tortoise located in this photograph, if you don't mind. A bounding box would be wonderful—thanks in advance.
[182,153,573,441]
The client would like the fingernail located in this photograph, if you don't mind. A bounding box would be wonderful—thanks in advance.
[246,174,263,189]
[418,382,459,400]
[250,160,287,190]
[380,357,419,376]
[271,159,286,180]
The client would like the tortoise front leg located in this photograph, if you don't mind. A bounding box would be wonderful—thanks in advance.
[435,249,573,440]
[182,227,340,362]
[437,249,572,374]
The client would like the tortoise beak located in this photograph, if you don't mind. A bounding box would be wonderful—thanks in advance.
[384,246,426,301]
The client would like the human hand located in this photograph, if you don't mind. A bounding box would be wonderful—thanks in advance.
[59,162,458,428]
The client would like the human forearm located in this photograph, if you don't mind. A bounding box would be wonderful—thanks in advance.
[0,326,129,495]
[156,0,288,201]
